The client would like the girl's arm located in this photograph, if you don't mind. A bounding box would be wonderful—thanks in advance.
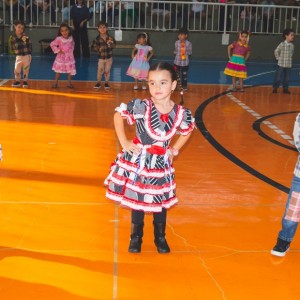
[245,51,250,61]
[131,47,137,59]
[227,44,232,59]
[169,133,192,162]
[114,112,140,154]
[147,49,154,61]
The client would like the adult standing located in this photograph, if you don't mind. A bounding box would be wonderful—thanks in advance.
[70,0,91,58]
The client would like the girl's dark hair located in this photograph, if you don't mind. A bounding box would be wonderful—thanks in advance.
[14,20,25,27]
[137,32,151,46]
[239,30,249,37]
[149,62,177,81]
[283,28,294,39]
[58,23,72,37]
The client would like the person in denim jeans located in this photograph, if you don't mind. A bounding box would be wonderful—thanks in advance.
[271,113,300,257]
[272,28,295,94]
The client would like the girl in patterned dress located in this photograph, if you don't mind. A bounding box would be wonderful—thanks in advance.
[224,31,251,92]
[105,62,195,254]
[50,23,76,89]
[126,32,154,90]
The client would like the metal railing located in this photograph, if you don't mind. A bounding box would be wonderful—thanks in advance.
[1,1,300,35]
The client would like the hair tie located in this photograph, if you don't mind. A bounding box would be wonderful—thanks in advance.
[143,32,148,41]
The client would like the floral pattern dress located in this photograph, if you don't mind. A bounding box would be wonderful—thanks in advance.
[104,98,195,213]
[50,36,76,75]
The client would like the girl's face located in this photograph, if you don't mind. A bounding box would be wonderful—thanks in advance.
[148,70,177,102]
[60,26,70,38]
[15,24,25,36]
[138,37,146,45]
[240,34,248,43]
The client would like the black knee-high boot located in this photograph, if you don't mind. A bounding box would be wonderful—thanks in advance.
[153,222,170,254]
[128,223,144,253]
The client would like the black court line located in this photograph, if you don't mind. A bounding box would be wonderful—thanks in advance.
[194,86,290,194]
[253,111,300,152]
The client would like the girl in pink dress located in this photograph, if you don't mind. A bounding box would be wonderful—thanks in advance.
[50,23,76,89]
[126,32,154,90]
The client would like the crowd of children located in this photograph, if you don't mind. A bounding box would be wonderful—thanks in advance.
[8,19,299,256]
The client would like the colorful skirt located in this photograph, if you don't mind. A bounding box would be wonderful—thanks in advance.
[224,54,247,79]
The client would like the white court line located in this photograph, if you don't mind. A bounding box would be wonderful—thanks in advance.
[0,79,9,86]
[227,90,294,146]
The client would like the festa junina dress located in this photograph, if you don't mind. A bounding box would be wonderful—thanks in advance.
[126,44,153,80]
[224,41,251,79]
[104,98,195,213]
[50,36,76,75]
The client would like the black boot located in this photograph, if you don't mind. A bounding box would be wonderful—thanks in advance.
[128,223,144,253]
[153,222,170,254]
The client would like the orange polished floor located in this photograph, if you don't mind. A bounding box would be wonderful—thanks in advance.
[0,81,300,300]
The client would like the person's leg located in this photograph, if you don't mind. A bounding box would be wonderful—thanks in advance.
[129,210,145,253]
[104,57,113,85]
[232,77,237,90]
[239,78,244,91]
[271,174,300,256]
[67,73,73,88]
[12,56,22,86]
[181,65,189,90]
[53,72,60,88]
[22,55,31,84]
[96,59,104,85]
[73,26,81,58]
[283,67,291,93]
[80,27,90,58]
[153,208,170,253]
[272,66,283,92]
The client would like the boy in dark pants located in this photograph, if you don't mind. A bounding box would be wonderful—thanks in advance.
[272,28,295,94]
[173,28,192,91]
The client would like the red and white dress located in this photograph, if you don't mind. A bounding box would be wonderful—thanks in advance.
[104,98,195,213]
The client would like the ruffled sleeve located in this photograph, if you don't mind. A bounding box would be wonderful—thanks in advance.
[115,98,147,125]
[177,108,195,135]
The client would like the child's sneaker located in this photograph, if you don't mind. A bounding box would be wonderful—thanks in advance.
[22,81,29,88]
[142,85,147,90]
[12,81,21,87]
[94,82,101,89]
[271,238,290,257]
[104,83,110,90]
[133,85,138,90]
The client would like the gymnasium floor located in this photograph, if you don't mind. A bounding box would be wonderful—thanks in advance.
[0,54,300,299]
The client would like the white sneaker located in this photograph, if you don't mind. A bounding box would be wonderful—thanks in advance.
[142,85,147,90]
[133,85,138,90]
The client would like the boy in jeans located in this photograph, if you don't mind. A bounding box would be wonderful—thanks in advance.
[91,21,116,90]
[272,28,295,94]
[10,20,32,88]
[271,113,300,257]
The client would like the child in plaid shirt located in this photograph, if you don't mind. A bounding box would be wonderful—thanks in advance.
[10,20,32,88]
[272,28,295,94]
[173,28,192,91]
[271,113,300,257]
[91,21,116,91]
